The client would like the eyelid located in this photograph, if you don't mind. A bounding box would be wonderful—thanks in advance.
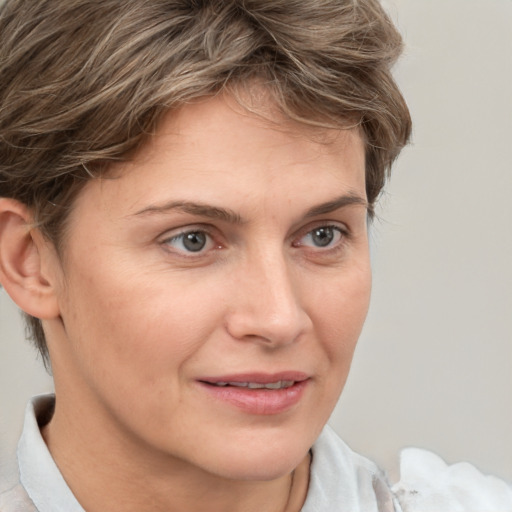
[159,221,216,239]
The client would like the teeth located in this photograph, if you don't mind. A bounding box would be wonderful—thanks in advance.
[262,381,281,389]
[248,382,266,389]
[212,380,295,389]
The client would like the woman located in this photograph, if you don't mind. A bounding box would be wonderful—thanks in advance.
[0,1,510,511]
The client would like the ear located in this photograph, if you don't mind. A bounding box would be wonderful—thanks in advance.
[0,198,61,319]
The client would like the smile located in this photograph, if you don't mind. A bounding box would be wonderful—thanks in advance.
[198,373,309,415]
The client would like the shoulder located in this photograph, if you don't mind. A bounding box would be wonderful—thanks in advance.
[0,483,38,512]
[392,447,512,512]
[0,443,36,512]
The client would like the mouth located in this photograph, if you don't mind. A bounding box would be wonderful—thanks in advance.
[197,373,310,415]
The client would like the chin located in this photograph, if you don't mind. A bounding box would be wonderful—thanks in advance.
[213,455,305,482]
[198,431,314,482]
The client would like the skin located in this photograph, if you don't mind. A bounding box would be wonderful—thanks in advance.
[5,94,372,512]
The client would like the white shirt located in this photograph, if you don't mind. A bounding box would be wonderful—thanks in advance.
[1,395,511,511]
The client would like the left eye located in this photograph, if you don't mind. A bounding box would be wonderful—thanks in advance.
[297,226,344,248]
[164,230,213,253]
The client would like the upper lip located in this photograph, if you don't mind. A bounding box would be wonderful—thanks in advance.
[198,371,309,385]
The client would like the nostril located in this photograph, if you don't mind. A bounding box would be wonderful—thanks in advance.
[225,310,309,347]
[224,259,311,345]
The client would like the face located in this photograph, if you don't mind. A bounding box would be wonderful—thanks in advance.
[47,94,371,481]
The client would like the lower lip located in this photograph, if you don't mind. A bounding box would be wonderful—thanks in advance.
[198,380,309,415]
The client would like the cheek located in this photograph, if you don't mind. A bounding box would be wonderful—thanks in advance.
[310,262,372,365]
[60,262,225,381]
[294,262,371,432]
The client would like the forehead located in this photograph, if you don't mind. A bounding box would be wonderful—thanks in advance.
[132,95,362,173]
[75,94,366,221]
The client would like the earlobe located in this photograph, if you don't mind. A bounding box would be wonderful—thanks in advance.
[0,198,61,319]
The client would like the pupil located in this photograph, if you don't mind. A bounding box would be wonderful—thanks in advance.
[312,227,333,247]
[183,232,206,252]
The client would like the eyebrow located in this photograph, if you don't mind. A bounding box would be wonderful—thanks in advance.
[132,201,244,224]
[131,193,368,224]
[303,194,369,218]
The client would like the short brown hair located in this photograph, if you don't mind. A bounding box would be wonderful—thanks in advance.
[0,0,411,367]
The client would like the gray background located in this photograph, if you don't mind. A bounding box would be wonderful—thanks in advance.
[1,0,511,484]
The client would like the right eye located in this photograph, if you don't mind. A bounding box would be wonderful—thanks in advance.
[163,230,215,254]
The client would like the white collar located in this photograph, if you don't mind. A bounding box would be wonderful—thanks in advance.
[18,395,85,512]
[301,424,398,512]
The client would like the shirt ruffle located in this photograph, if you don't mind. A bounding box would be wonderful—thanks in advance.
[392,447,512,512]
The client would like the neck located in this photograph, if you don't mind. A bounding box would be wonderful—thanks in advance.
[41,395,311,512]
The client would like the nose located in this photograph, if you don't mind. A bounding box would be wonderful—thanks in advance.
[225,249,312,347]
